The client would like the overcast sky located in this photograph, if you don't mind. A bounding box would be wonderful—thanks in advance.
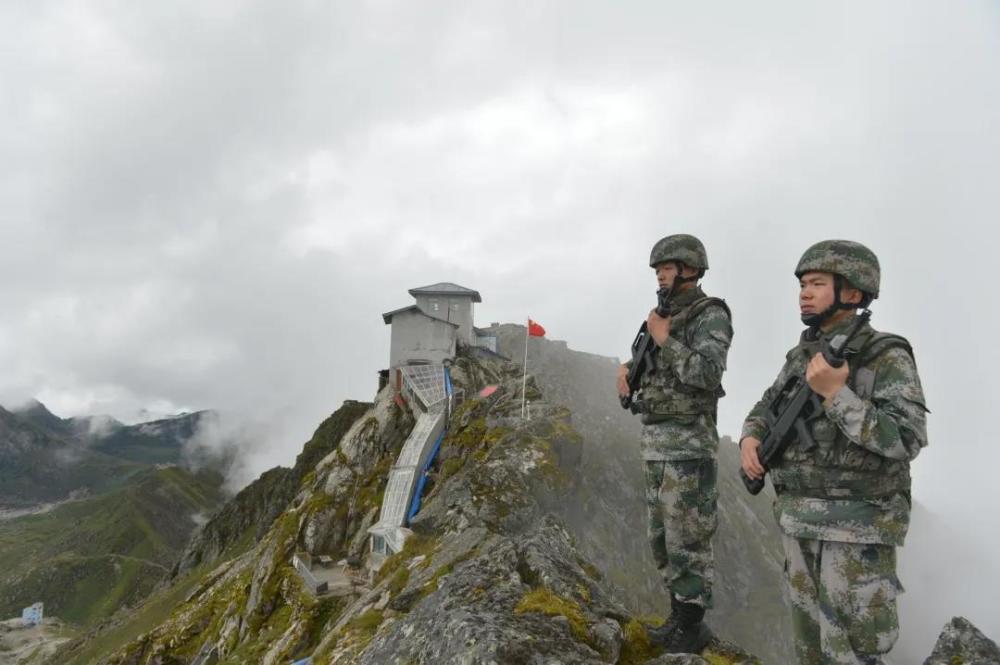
[1,0,997,648]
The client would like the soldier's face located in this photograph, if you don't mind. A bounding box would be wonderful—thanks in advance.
[654,262,680,288]
[799,272,835,315]
[653,262,697,290]
[800,271,864,316]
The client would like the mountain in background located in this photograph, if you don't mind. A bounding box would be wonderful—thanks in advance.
[0,404,139,508]
[12,399,213,466]
[0,400,218,508]
[0,400,231,656]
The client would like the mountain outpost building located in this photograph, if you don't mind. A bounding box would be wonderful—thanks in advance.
[368,283,497,567]
[381,283,497,372]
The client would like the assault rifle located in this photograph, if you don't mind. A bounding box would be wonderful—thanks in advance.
[740,309,872,495]
[620,288,673,414]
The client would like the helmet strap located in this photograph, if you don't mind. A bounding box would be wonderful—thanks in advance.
[672,261,700,288]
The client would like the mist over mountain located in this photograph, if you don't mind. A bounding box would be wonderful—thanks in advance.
[0,400,226,509]
[0,403,138,508]
[0,399,235,643]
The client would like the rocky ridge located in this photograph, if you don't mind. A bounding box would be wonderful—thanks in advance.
[924,616,1000,665]
[69,351,759,664]
[483,324,792,664]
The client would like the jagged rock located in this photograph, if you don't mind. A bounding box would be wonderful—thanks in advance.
[303,506,336,554]
[591,617,624,662]
[347,506,379,565]
[66,347,764,665]
[176,400,372,575]
[643,655,708,664]
[925,616,1000,664]
[323,465,354,497]
[359,522,613,664]
[336,388,402,465]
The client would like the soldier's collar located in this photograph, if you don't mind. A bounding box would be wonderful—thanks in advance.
[802,313,873,351]
[670,285,705,310]
[821,315,858,338]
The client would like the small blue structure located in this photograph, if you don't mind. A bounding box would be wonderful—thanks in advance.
[22,602,43,626]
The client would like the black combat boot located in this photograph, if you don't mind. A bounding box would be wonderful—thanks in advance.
[663,601,713,654]
[645,595,681,648]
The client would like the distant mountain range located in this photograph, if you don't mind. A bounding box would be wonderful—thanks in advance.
[0,400,230,641]
[0,400,215,508]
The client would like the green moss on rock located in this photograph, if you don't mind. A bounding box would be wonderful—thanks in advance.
[388,567,410,596]
[375,534,440,584]
[514,587,589,644]
[619,618,658,665]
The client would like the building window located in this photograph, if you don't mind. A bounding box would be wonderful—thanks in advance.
[372,535,385,554]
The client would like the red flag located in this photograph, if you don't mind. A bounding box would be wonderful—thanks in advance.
[528,319,546,337]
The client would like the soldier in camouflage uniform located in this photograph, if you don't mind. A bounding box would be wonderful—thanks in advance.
[617,234,733,653]
[739,240,929,665]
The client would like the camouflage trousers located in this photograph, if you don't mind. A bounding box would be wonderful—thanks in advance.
[782,535,903,665]
[644,458,718,608]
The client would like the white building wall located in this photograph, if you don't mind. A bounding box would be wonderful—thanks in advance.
[414,295,474,345]
[388,311,457,369]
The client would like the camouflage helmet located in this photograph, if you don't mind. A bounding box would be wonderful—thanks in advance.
[649,234,709,270]
[795,239,880,298]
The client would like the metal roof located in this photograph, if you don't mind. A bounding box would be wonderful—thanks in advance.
[382,305,460,326]
[408,283,482,303]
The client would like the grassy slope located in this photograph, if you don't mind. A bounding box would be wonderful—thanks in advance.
[0,466,225,627]
[50,401,374,664]
[57,563,212,665]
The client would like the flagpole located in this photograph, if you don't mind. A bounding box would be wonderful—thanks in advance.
[521,319,530,418]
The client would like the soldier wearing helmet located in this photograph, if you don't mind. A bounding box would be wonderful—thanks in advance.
[739,240,929,664]
[616,233,733,654]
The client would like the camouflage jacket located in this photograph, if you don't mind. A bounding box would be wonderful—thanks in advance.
[637,286,733,461]
[740,315,929,545]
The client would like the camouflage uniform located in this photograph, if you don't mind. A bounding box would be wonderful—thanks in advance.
[741,241,928,665]
[640,284,733,608]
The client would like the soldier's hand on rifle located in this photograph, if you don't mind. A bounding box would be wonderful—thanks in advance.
[646,309,671,346]
[740,437,765,480]
[617,364,629,398]
[806,352,849,402]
